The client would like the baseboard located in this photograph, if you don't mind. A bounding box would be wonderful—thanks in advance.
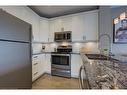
[32,72,79,83]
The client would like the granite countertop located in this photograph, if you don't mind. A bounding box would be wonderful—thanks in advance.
[32,52,51,55]
[80,53,127,89]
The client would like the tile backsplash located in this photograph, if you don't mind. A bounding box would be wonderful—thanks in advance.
[32,42,99,54]
[32,43,42,53]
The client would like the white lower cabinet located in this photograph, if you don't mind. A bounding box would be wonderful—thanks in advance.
[71,54,83,78]
[32,54,83,80]
[44,54,51,74]
[32,54,51,81]
[39,54,45,75]
[32,55,41,81]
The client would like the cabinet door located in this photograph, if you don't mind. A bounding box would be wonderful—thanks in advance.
[31,14,40,42]
[44,54,51,74]
[32,55,41,81]
[61,17,72,31]
[39,18,49,42]
[71,54,83,78]
[84,12,98,41]
[54,19,62,32]
[49,20,54,42]
[39,54,45,75]
[49,19,62,42]
[72,15,85,41]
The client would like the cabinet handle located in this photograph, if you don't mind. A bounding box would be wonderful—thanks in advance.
[33,56,38,58]
[50,58,51,63]
[34,63,38,65]
[34,72,38,75]
[32,33,34,40]
[83,36,86,40]
[61,27,64,32]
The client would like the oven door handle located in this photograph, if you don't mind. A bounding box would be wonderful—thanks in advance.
[51,54,70,56]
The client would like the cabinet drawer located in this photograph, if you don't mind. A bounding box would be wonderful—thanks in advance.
[32,71,39,77]
[32,63,39,72]
[32,65,38,74]
[32,66,39,80]
[32,71,39,80]
[32,56,40,63]
[32,55,39,60]
[32,62,39,67]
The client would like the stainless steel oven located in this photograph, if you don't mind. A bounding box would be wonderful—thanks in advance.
[51,53,71,69]
[51,53,71,78]
[51,45,72,78]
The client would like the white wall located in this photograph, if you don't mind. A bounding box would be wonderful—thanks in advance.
[99,6,127,55]
[111,6,127,54]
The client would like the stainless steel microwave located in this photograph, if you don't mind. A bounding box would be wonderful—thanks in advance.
[54,31,72,42]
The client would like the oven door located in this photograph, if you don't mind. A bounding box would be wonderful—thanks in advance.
[51,54,71,69]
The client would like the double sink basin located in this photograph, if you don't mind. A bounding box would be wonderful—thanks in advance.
[85,54,119,62]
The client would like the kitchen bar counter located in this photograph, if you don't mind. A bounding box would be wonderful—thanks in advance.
[80,53,127,89]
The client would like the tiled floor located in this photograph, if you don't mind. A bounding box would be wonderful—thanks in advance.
[32,74,81,89]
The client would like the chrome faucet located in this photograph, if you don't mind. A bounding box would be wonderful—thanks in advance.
[98,34,112,57]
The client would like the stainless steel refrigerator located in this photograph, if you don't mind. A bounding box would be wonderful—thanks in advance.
[0,9,32,89]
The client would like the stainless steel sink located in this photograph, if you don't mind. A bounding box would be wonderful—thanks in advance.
[85,54,119,62]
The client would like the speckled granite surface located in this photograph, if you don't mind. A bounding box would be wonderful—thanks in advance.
[80,53,127,89]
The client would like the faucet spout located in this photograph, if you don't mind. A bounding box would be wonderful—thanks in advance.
[98,34,112,56]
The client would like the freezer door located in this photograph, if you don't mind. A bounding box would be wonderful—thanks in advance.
[0,41,32,89]
[0,9,31,42]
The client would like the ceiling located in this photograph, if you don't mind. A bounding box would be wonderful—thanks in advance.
[29,6,99,18]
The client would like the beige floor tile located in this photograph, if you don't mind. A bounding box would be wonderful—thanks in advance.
[32,74,80,89]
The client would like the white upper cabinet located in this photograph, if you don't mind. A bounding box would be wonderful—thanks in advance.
[39,18,49,42]
[53,18,62,32]
[49,20,55,42]
[49,19,60,42]
[72,15,85,41]
[52,17,72,32]
[84,11,98,41]
[49,10,98,42]
[61,17,72,31]
[32,15,40,42]
[72,10,98,42]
